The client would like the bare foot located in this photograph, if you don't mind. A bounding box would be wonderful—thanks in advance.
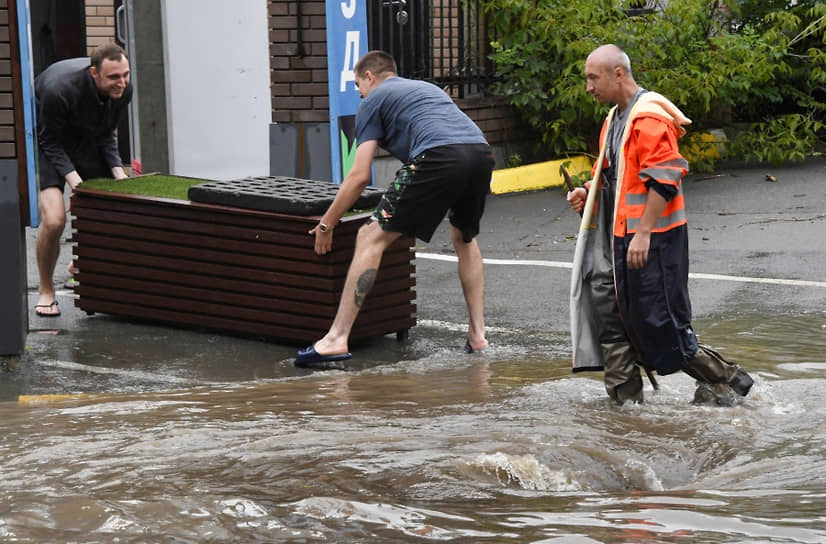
[313,337,350,357]
[35,296,61,317]
[465,337,489,353]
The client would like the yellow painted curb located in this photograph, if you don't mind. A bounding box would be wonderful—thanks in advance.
[682,129,726,162]
[18,393,95,406]
[490,155,593,195]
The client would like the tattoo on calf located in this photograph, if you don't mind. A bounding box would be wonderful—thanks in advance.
[354,269,378,308]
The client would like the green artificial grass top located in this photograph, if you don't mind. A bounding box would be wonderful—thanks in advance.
[81,174,210,201]
[80,174,375,217]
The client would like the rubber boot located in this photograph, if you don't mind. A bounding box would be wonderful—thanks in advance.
[602,342,643,405]
[728,368,754,396]
[686,345,753,406]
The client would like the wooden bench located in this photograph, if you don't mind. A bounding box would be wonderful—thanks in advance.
[70,188,416,344]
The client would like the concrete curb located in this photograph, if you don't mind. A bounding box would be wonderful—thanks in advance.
[490,155,592,194]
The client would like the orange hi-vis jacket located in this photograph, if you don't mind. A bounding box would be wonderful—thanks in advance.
[592,92,691,238]
[571,92,697,375]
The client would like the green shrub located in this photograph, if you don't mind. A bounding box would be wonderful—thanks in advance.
[482,0,826,169]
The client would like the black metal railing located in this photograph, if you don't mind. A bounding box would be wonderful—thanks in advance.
[367,0,494,98]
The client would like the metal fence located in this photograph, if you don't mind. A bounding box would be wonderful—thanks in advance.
[367,0,494,98]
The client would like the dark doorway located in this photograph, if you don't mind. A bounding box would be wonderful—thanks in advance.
[29,1,131,168]
[113,0,130,166]
[29,0,86,77]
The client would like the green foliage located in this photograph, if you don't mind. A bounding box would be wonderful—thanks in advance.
[728,113,826,165]
[506,153,524,167]
[482,0,826,168]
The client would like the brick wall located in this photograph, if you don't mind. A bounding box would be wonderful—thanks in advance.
[267,0,525,145]
[0,0,15,159]
[430,0,458,80]
[5,0,34,219]
[457,97,527,146]
[71,1,527,147]
[270,0,328,124]
[85,0,116,55]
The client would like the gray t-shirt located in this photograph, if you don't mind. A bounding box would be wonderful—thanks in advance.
[355,76,487,163]
[605,87,647,188]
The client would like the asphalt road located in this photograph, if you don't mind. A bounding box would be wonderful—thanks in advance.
[419,156,826,332]
[7,156,826,398]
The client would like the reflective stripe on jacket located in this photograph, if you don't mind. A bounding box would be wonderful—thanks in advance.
[593,93,691,237]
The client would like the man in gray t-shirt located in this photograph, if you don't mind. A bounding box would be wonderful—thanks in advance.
[354,75,487,164]
[295,50,494,367]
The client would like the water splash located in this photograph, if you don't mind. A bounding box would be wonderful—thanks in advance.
[462,452,583,492]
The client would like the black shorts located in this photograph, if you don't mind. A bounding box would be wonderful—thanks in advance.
[375,143,494,243]
[38,149,113,192]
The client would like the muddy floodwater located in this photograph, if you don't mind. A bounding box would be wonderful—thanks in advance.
[1,310,824,543]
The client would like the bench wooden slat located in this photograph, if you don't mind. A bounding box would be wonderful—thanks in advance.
[73,261,414,304]
[74,297,416,344]
[71,189,417,345]
[76,284,414,325]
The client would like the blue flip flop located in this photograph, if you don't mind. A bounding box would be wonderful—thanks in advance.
[294,345,352,368]
[465,339,488,353]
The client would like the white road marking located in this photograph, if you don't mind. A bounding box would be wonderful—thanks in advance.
[415,252,826,288]
[418,252,572,269]
[416,319,521,335]
[27,253,821,390]
[688,272,826,288]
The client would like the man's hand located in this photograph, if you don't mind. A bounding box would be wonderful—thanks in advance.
[308,140,377,256]
[627,230,651,269]
[65,170,83,191]
[112,166,128,180]
[64,171,84,213]
[309,223,333,255]
[567,187,587,214]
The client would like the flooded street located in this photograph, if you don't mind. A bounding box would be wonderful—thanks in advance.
[2,311,825,542]
[3,160,825,542]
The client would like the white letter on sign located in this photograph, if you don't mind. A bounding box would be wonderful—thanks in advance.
[341,0,356,18]
[340,31,359,92]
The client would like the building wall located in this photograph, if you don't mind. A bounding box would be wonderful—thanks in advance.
[85,0,116,54]
[72,1,534,181]
[161,0,271,180]
[1,0,28,355]
[268,0,526,148]
[0,0,15,159]
[269,0,328,124]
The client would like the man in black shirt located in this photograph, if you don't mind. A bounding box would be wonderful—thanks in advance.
[34,43,132,317]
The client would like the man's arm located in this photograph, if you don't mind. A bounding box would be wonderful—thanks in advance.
[626,188,667,270]
[38,92,77,178]
[311,139,378,255]
[98,132,123,171]
[98,92,132,170]
[60,164,125,192]
[64,170,83,190]
[627,117,687,269]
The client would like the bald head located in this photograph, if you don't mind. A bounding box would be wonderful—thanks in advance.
[586,44,633,79]
[584,44,638,109]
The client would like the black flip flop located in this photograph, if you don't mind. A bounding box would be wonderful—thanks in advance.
[35,300,61,317]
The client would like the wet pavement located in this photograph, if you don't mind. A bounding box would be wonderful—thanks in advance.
[3,159,826,543]
[8,157,826,396]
